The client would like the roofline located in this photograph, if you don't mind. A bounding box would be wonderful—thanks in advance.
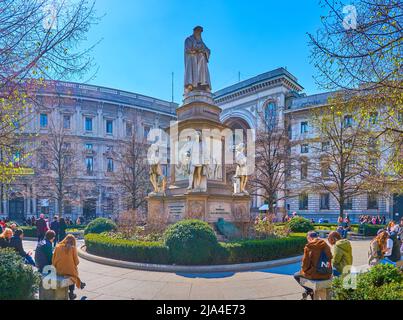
[213,67,304,99]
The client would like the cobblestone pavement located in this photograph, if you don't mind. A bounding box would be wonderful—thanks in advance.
[24,240,370,300]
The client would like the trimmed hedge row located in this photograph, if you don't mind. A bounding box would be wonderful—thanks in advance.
[84,233,306,265]
[20,226,86,238]
[85,234,170,264]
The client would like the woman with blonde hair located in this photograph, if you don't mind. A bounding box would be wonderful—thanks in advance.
[0,228,13,249]
[52,234,86,300]
[368,230,389,266]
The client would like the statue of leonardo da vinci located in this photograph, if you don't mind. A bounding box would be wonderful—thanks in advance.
[184,26,211,94]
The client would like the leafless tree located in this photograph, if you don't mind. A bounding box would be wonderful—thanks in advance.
[112,120,150,213]
[249,109,292,217]
[293,98,388,218]
[33,120,80,217]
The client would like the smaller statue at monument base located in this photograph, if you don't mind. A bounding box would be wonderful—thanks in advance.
[148,144,167,196]
[233,143,249,195]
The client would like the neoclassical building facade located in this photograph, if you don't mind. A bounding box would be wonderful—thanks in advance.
[0,81,177,222]
[215,68,402,223]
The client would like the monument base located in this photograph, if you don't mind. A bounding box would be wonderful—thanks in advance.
[147,193,251,231]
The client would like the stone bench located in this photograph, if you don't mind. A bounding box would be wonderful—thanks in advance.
[39,274,74,300]
[300,278,332,300]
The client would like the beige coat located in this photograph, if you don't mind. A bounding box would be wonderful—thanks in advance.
[52,243,82,288]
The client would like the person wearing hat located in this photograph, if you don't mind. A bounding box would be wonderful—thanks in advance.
[294,231,333,300]
[184,26,211,93]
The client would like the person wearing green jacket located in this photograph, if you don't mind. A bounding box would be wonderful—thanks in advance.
[328,231,353,276]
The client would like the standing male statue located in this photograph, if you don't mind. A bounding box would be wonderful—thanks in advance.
[179,132,207,192]
[233,143,249,195]
[184,26,211,94]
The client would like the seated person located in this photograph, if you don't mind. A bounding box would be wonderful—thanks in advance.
[35,230,56,273]
[10,229,35,266]
[328,231,353,276]
[294,231,333,300]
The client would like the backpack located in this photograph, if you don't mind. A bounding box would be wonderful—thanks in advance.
[317,250,332,274]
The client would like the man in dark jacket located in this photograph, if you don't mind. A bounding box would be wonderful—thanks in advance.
[10,229,35,266]
[50,216,60,247]
[294,231,333,300]
[36,214,48,242]
[34,230,56,273]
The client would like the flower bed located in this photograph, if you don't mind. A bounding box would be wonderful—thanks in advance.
[84,233,306,266]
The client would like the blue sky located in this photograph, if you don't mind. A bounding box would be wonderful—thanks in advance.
[81,0,327,103]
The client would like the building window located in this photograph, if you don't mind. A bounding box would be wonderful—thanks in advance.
[301,161,308,180]
[126,123,133,137]
[106,120,113,134]
[265,102,277,130]
[85,143,93,150]
[320,193,330,210]
[107,158,114,173]
[367,193,378,210]
[343,197,353,210]
[287,124,292,140]
[301,144,309,154]
[85,156,94,175]
[321,161,330,178]
[85,117,93,132]
[63,115,71,129]
[63,200,72,215]
[322,141,330,152]
[344,115,353,128]
[143,125,151,140]
[40,114,48,128]
[299,193,309,210]
[300,121,308,134]
[40,156,48,170]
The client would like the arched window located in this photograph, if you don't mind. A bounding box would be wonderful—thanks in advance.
[265,102,277,130]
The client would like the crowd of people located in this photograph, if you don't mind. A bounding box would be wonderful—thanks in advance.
[294,217,403,300]
[0,214,86,300]
[359,215,387,225]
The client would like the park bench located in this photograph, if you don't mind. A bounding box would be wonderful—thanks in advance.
[39,274,73,300]
[300,278,332,300]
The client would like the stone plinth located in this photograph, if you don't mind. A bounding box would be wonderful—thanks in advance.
[147,193,251,226]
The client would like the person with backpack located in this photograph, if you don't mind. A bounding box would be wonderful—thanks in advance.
[294,231,333,300]
[35,230,56,273]
[328,231,353,276]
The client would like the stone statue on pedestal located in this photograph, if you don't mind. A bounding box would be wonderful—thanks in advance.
[148,145,166,196]
[233,143,249,195]
[184,26,211,94]
[179,132,207,192]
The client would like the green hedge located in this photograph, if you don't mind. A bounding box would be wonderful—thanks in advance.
[332,264,403,300]
[84,218,117,235]
[84,233,306,265]
[287,217,314,233]
[219,235,307,264]
[0,249,40,300]
[360,224,386,236]
[164,220,220,265]
[20,226,86,238]
[85,234,170,264]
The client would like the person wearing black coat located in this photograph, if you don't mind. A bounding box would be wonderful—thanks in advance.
[10,229,35,266]
[35,230,56,273]
[58,218,67,242]
[50,216,60,247]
